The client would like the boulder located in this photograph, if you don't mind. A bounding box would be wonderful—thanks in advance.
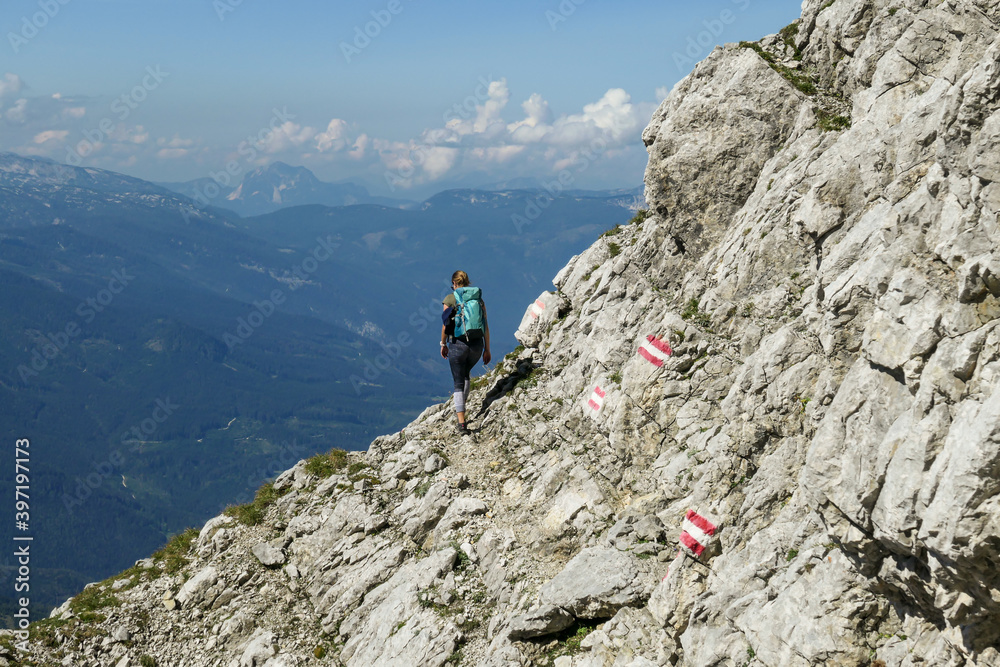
[539,548,644,620]
[251,542,286,568]
[507,604,575,640]
[175,566,218,609]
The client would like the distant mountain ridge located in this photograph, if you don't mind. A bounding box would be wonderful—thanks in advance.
[158,162,645,218]
[159,161,411,216]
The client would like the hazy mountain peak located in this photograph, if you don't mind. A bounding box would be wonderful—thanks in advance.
[157,161,413,216]
[245,161,318,183]
[221,163,368,214]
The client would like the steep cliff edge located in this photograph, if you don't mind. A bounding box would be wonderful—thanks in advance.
[15,0,1000,665]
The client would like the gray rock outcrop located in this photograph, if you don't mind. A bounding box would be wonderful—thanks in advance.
[19,0,1000,665]
[251,541,286,568]
[507,604,575,641]
[538,547,645,620]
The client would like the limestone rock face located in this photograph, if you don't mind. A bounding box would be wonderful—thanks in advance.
[538,547,645,620]
[175,566,218,609]
[643,47,803,263]
[27,1,1000,666]
[507,604,575,641]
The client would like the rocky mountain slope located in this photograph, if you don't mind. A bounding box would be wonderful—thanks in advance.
[13,0,1000,664]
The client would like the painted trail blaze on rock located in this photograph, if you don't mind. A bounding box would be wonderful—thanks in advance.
[663,548,684,581]
[587,386,606,415]
[529,299,545,319]
[638,334,672,367]
[679,510,716,557]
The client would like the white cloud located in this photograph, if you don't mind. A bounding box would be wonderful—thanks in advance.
[443,79,511,140]
[371,138,456,190]
[119,126,149,145]
[0,79,94,129]
[546,89,645,146]
[259,121,316,153]
[466,145,525,164]
[522,93,552,124]
[157,148,189,159]
[157,134,195,148]
[33,130,68,144]
[349,133,369,160]
[507,93,552,141]
[0,74,195,172]
[579,89,634,130]
[476,79,509,133]
[431,80,653,152]
[2,73,653,196]
[370,79,657,189]
[421,146,459,179]
[5,98,28,123]
[315,118,349,152]
[0,73,23,100]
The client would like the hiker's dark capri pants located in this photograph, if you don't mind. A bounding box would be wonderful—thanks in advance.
[448,337,484,413]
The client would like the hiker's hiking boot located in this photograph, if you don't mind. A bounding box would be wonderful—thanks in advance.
[457,422,471,436]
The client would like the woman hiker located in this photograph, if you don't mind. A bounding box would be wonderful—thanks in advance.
[440,270,491,434]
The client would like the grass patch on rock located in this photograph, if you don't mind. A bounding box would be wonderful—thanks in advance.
[304,448,350,478]
[814,106,851,131]
[681,298,712,329]
[152,527,199,574]
[739,41,817,95]
[225,482,290,526]
[537,622,598,665]
[629,209,650,225]
[503,345,526,363]
[779,21,802,59]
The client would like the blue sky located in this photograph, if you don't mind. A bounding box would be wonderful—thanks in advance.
[1,0,803,197]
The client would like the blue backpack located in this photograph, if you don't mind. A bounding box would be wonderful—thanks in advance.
[453,287,485,341]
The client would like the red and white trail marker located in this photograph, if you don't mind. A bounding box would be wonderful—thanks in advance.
[638,334,672,367]
[529,299,546,319]
[679,509,716,557]
[587,385,606,415]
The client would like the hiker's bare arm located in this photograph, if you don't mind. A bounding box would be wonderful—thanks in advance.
[482,304,491,365]
[441,304,449,358]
